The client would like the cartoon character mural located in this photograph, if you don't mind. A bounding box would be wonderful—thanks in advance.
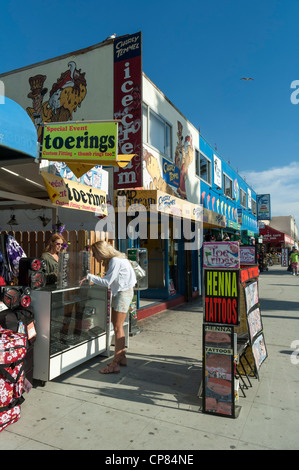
[143,120,194,200]
[26,61,87,141]
[175,121,194,199]
[143,148,176,195]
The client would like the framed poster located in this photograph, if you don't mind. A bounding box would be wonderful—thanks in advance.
[203,242,240,269]
[244,281,259,313]
[247,306,263,342]
[203,325,236,418]
[204,269,240,326]
[251,333,267,371]
[239,246,257,265]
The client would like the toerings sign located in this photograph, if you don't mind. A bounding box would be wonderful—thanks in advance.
[41,121,118,163]
[41,171,107,215]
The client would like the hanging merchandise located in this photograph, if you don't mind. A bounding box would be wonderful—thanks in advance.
[0,307,36,387]
[0,307,36,344]
[0,286,31,310]
[0,402,22,432]
[0,233,27,285]
[0,328,27,432]
[19,258,46,289]
[57,252,70,289]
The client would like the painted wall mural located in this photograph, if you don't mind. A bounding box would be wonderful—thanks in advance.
[143,121,194,200]
[26,61,87,141]
[175,121,194,199]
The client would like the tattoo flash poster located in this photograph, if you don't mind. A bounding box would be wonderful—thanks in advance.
[244,280,259,313]
[247,306,263,342]
[203,325,236,418]
[251,333,267,372]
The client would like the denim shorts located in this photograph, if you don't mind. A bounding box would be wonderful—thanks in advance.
[112,288,134,313]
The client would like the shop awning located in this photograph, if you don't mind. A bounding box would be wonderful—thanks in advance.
[114,189,203,222]
[242,230,258,237]
[226,220,241,230]
[259,225,294,246]
[0,96,38,164]
[203,208,226,228]
[0,97,52,210]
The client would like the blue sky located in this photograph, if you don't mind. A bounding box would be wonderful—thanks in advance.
[1,0,299,225]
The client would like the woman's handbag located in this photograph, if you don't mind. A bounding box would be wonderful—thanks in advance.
[130,261,146,281]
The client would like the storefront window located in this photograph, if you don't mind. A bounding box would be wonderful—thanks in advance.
[240,188,247,208]
[252,199,257,215]
[223,173,233,198]
[142,103,172,159]
[200,153,211,184]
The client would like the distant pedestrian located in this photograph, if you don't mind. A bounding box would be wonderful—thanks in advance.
[289,248,299,276]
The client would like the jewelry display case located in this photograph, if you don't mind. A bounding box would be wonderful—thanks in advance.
[31,284,111,383]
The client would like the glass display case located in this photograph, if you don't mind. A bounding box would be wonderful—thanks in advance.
[31,284,111,383]
[30,250,130,383]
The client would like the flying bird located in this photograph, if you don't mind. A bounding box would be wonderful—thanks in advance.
[106,33,117,40]
[240,77,254,81]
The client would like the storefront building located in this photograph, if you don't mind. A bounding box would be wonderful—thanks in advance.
[0,31,255,306]
[199,135,258,243]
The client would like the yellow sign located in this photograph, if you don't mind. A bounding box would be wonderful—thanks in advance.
[41,171,107,215]
[67,154,136,178]
[114,189,203,221]
[41,121,118,163]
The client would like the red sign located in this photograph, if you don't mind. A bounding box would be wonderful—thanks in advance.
[240,265,259,283]
[259,225,294,246]
[113,32,142,189]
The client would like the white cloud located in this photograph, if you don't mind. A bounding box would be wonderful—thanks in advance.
[242,161,299,227]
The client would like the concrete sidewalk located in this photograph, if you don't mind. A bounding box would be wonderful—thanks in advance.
[1,266,299,450]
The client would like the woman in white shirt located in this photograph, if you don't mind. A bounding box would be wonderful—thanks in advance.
[80,241,136,374]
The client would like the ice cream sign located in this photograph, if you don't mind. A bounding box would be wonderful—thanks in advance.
[203,242,240,269]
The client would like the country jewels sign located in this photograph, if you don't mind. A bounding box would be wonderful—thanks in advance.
[114,189,203,221]
[41,121,118,163]
[41,171,107,215]
[162,157,180,188]
[204,269,240,326]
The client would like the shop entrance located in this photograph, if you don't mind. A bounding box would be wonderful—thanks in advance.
[185,249,193,301]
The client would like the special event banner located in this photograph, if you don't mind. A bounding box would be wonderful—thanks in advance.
[41,121,118,163]
[113,31,142,189]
